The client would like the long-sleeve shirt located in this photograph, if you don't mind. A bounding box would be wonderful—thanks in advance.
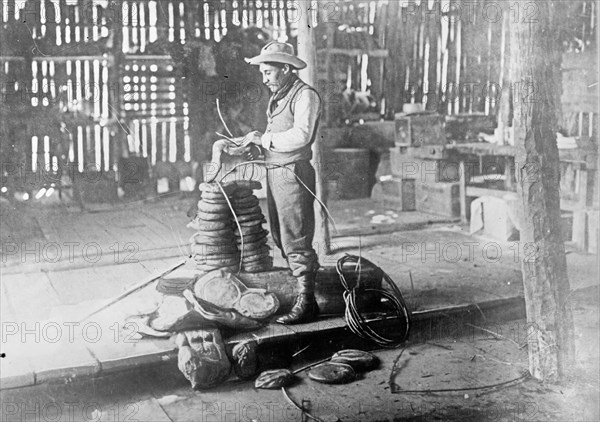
[260,86,321,155]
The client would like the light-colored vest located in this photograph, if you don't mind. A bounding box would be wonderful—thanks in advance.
[264,79,320,165]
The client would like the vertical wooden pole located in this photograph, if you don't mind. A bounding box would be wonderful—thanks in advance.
[425,0,440,112]
[511,1,575,381]
[297,0,331,255]
[384,1,400,116]
[109,2,124,172]
[496,11,509,144]
[368,2,386,106]
[504,156,514,190]
[459,160,467,224]
[572,167,590,250]
[324,15,336,127]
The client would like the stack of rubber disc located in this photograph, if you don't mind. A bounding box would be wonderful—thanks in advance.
[231,181,273,273]
[190,182,239,273]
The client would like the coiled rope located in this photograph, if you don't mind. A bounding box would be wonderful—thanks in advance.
[215,180,245,274]
[216,160,338,232]
[205,159,338,274]
[336,255,411,347]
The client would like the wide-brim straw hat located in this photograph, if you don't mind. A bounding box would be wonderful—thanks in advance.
[245,41,307,69]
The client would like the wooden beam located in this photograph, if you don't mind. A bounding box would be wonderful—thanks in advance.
[109,4,125,169]
[31,56,106,62]
[459,160,467,223]
[465,186,513,199]
[317,48,389,58]
[0,56,27,61]
[124,55,172,60]
[298,0,331,255]
[496,11,510,143]
[510,1,575,382]
[238,267,382,314]
[323,13,336,127]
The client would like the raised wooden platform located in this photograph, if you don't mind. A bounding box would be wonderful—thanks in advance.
[158,261,384,316]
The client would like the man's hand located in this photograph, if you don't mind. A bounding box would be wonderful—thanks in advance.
[215,131,261,157]
[225,142,251,156]
[240,131,263,147]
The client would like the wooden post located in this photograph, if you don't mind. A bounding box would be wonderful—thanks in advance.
[510,1,575,381]
[297,0,331,255]
[384,1,402,116]
[496,12,510,144]
[572,167,590,251]
[504,157,514,190]
[108,2,124,172]
[425,0,440,112]
[459,160,467,224]
[324,18,336,127]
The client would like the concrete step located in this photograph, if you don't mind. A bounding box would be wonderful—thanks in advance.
[0,292,529,391]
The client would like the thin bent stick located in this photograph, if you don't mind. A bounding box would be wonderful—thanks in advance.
[78,261,186,323]
[216,181,244,274]
[215,132,242,147]
[216,98,234,138]
[215,131,235,141]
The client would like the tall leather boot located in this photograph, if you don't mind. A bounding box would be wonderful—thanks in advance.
[276,272,319,324]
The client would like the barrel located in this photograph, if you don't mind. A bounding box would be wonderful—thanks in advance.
[325,148,371,199]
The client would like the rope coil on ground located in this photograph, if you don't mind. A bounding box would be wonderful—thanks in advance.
[337,255,411,347]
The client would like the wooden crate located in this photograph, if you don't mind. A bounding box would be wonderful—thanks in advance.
[394,113,446,147]
[390,148,459,182]
[588,209,599,254]
[415,181,461,218]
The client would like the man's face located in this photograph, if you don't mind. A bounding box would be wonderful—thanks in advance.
[259,63,288,93]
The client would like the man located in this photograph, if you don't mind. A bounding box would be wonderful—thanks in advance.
[238,41,322,325]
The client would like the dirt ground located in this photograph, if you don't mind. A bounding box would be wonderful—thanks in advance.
[1,197,598,421]
[2,288,596,422]
[242,287,599,422]
[374,289,599,422]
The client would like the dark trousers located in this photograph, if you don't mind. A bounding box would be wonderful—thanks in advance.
[266,160,319,278]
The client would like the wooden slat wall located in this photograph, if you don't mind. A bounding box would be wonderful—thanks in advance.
[0,0,300,175]
[1,0,597,183]
[1,55,113,173]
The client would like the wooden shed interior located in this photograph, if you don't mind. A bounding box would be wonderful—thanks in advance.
[0,0,597,227]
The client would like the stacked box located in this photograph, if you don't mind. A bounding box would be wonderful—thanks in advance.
[574,208,599,253]
[588,209,599,254]
[378,112,459,217]
[390,147,459,183]
[394,113,446,147]
[469,196,519,241]
[371,178,416,211]
[404,145,449,160]
[415,181,461,218]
